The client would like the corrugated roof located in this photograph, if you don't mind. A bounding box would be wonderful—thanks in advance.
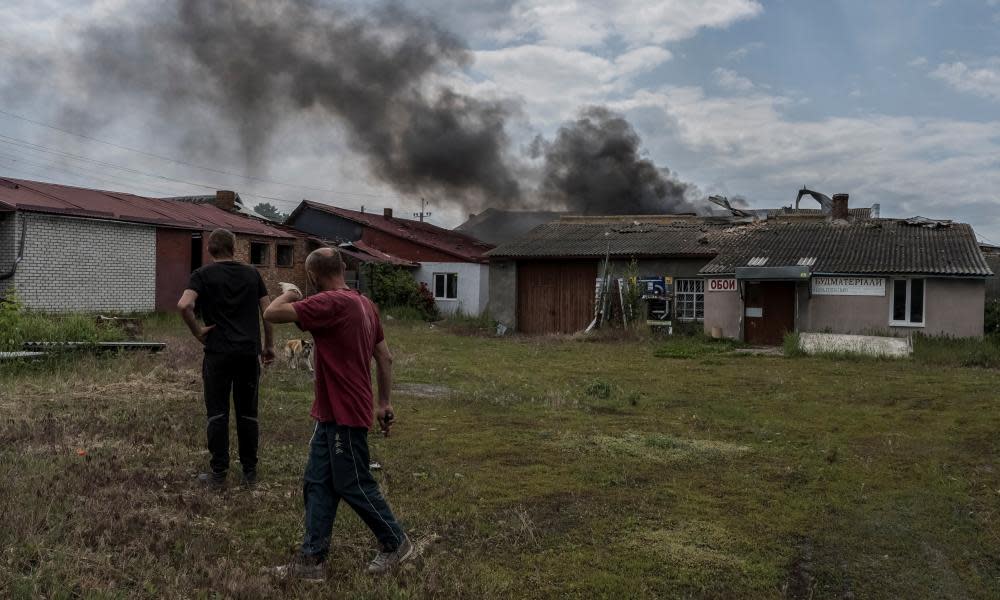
[0,177,294,238]
[700,219,992,277]
[340,240,419,267]
[290,200,493,262]
[486,220,721,258]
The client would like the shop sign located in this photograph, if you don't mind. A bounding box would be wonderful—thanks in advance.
[707,278,737,292]
[811,276,885,296]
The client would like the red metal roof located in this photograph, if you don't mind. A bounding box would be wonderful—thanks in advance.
[291,200,493,262]
[0,177,294,238]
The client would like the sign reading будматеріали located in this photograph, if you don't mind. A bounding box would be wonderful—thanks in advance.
[811,277,885,296]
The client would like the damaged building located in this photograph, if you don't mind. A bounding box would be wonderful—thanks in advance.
[488,194,992,341]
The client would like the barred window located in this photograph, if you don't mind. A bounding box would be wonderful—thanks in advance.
[675,279,704,321]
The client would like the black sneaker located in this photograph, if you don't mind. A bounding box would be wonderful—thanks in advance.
[268,552,326,582]
[367,535,414,574]
[197,471,227,489]
[241,470,258,487]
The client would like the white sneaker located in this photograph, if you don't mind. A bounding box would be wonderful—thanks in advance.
[366,535,414,574]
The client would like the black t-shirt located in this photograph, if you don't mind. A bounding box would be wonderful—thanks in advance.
[188,261,268,355]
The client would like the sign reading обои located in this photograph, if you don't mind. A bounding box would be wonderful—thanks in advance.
[811,277,885,296]
[707,278,737,292]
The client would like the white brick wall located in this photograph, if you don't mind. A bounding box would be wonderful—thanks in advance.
[11,212,156,312]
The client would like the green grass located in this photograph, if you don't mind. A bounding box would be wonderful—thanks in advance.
[1,317,999,598]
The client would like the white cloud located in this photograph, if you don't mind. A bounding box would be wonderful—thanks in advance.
[908,56,928,67]
[713,67,754,92]
[611,84,1000,233]
[725,41,763,62]
[503,0,763,48]
[471,44,671,121]
[930,59,1000,101]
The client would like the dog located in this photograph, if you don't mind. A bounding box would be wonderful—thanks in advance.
[284,339,314,373]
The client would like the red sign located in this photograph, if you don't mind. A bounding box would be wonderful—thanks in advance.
[708,278,737,292]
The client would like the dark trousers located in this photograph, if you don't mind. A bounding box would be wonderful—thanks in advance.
[202,352,260,475]
[301,422,406,558]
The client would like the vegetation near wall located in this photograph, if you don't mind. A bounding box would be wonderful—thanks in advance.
[0,291,124,352]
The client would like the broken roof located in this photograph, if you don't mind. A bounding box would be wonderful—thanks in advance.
[288,200,493,262]
[700,219,992,277]
[454,207,566,245]
[486,219,722,258]
[0,177,293,238]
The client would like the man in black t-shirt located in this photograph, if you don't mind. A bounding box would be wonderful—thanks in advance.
[177,228,275,488]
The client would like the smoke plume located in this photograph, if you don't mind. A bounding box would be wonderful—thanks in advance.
[8,0,709,215]
[534,107,699,214]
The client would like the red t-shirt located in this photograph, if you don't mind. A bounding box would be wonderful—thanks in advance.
[293,289,384,429]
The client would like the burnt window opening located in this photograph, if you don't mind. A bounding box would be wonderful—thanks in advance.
[276,244,294,268]
[190,234,203,272]
[250,242,270,266]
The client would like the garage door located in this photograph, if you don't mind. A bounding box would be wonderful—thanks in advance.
[517,260,597,334]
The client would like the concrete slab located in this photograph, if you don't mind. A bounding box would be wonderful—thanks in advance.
[799,332,912,358]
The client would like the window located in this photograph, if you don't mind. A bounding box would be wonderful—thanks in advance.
[890,278,925,326]
[276,244,294,267]
[675,279,704,321]
[433,273,458,300]
[250,242,270,266]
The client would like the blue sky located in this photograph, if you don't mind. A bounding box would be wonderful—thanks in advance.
[1,1,999,240]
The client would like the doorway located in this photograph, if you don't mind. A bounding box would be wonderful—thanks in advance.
[744,282,795,345]
[190,234,203,272]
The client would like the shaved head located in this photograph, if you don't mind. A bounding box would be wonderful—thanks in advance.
[305,247,345,280]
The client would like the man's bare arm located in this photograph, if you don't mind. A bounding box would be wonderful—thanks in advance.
[374,340,395,435]
[177,289,214,343]
[263,289,301,323]
[259,296,275,364]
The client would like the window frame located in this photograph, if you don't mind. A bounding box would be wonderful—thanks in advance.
[675,278,705,321]
[249,241,271,267]
[889,277,926,327]
[433,272,459,300]
[275,243,294,268]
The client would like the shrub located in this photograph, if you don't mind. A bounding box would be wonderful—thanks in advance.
[986,300,1000,335]
[367,265,439,321]
[783,332,805,357]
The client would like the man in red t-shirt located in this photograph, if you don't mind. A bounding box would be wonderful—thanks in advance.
[263,247,411,579]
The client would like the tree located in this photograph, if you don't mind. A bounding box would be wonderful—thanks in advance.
[253,202,288,223]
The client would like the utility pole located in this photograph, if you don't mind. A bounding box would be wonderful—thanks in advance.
[413,198,432,222]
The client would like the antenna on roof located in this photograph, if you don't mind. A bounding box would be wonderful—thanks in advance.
[414,197,432,222]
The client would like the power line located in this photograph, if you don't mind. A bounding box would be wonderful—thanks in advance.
[0,150,185,197]
[0,132,306,207]
[0,106,402,202]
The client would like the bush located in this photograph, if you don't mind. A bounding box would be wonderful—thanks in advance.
[367,265,439,321]
[783,332,805,357]
[0,290,124,352]
[986,300,1000,335]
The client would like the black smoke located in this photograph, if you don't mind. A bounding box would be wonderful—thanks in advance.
[8,0,709,215]
[534,107,699,214]
[47,0,522,206]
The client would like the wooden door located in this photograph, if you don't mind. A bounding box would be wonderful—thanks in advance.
[517,260,597,334]
[744,282,795,345]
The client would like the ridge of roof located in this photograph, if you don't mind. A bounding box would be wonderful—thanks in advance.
[294,200,493,262]
[0,177,293,238]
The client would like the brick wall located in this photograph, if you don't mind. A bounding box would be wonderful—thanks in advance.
[233,235,311,297]
[12,212,156,312]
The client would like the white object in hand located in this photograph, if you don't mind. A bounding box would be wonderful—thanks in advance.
[279,282,303,299]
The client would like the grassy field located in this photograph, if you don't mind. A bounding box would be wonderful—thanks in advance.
[1,317,999,598]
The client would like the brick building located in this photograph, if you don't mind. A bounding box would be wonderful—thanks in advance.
[286,200,493,315]
[0,178,315,313]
